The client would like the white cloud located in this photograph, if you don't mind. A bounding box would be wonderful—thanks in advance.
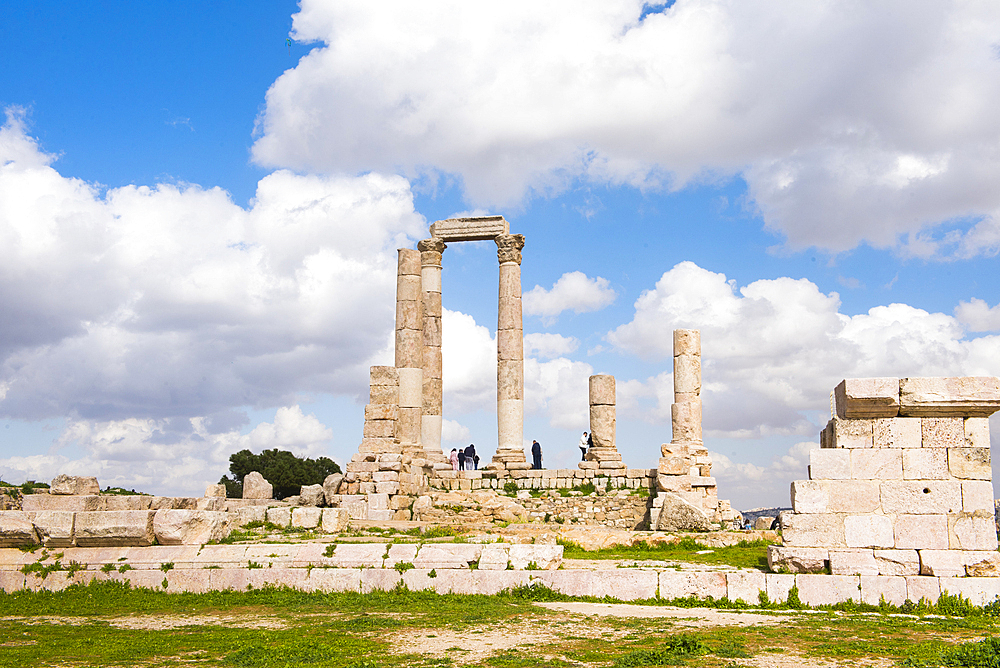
[525,357,593,430]
[609,261,1000,437]
[0,110,425,423]
[523,272,616,324]
[710,441,814,510]
[955,297,1000,333]
[0,405,335,495]
[441,418,470,443]
[253,1,1000,256]
[524,332,579,359]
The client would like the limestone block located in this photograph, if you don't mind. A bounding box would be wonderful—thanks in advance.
[496,328,523,361]
[204,484,227,498]
[834,378,900,419]
[0,511,39,546]
[657,474,693,493]
[423,347,443,379]
[99,495,153,511]
[844,515,894,548]
[364,404,398,421]
[922,417,965,448]
[906,575,941,603]
[49,474,100,496]
[21,495,99,512]
[367,493,389,510]
[295,485,324,507]
[754,516,776,530]
[961,480,994,514]
[397,407,422,444]
[232,506,266,527]
[291,507,322,529]
[939,576,1000,606]
[860,575,907,606]
[362,419,395,439]
[920,550,966,577]
[766,573,797,603]
[964,551,1000,577]
[477,544,510,570]
[880,481,962,514]
[321,508,349,533]
[75,511,155,547]
[370,384,399,405]
[851,449,902,479]
[589,404,616,448]
[0,571,26,593]
[902,448,948,480]
[497,298,523,331]
[658,570,727,600]
[899,376,1000,417]
[781,513,845,547]
[673,356,700,395]
[332,543,387,568]
[796,574,861,606]
[829,549,878,575]
[397,247,422,275]
[430,215,508,242]
[726,571,766,604]
[375,482,399,495]
[497,360,523,401]
[153,510,227,545]
[873,417,922,448]
[397,367,423,408]
[655,492,710,531]
[323,474,344,504]
[394,329,423,368]
[949,513,998,550]
[809,449,850,480]
[671,401,702,442]
[26,511,74,547]
[509,544,562,570]
[395,298,422,330]
[370,366,399,386]
[589,374,616,405]
[948,448,991,479]
[265,507,292,526]
[873,550,920,576]
[894,514,949,549]
[242,472,272,500]
[673,329,700,357]
[396,264,422,298]
[413,544,483,570]
[833,418,875,448]
[658,457,688,476]
[827,480,881,513]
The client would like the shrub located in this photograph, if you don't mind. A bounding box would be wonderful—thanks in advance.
[219,448,342,500]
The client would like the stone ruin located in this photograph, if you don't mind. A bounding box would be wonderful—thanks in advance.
[770,376,1000,581]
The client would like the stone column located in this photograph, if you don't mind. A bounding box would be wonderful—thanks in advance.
[395,249,423,448]
[671,329,702,443]
[418,238,446,455]
[492,234,526,467]
[589,375,617,449]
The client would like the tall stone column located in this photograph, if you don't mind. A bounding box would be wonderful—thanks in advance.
[418,238,446,455]
[671,329,702,443]
[395,248,423,448]
[492,234,527,468]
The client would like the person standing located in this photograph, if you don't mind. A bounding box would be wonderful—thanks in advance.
[464,444,478,470]
[457,447,466,471]
[449,448,459,471]
[531,439,542,470]
[579,431,589,461]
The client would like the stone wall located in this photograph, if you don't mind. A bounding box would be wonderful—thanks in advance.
[518,492,652,529]
[428,467,656,493]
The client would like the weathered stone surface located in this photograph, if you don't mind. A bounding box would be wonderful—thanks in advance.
[322,474,344,504]
[833,418,875,448]
[810,449,850,479]
[844,515,894,548]
[75,511,155,547]
[204,484,227,498]
[766,573,797,604]
[894,514,949,549]
[902,448,948,480]
[589,404,616,449]
[965,417,991,447]
[50,474,100,496]
[21,495,99,512]
[780,513,845,547]
[430,215,508,242]
[861,575,907,606]
[873,550,920,576]
[321,508,349,533]
[899,377,1000,417]
[949,513,998,550]
[589,374,616,405]
[658,570,727,600]
[767,546,829,573]
[370,384,399,405]
[791,480,828,514]
[964,551,1000,577]
[655,492,710,531]
[364,404,398,421]
[99,495,153,511]
[265,507,291,527]
[827,480,881,513]
[726,571,766,604]
[242,472,272,500]
[922,417,966,448]
[835,378,900,418]
[26,511,74,547]
[907,575,941,603]
[153,510,227,545]
[0,511,39,546]
[673,355,701,395]
[291,507,322,529]
[851,449,902,479]
[673,329,700,357]
[369,365,399,386]
[920,550,966,577]
[939,577,1000,606]
[961,480,995,513]
[880,481,962,514]
[413,544,482,569]
[658,457,688,476]
[829,549,878,575]
[948,448,991,479]
[298,485,325,507]
[873,417,922,448]
[508,544,562,570]
[671,401,702,442]
[796,574,861,606]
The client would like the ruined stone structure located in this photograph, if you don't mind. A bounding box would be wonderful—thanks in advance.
[770,376,1000,578]
[583,375,627,476]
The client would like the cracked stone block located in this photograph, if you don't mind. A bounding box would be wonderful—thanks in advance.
[834,378,900,419]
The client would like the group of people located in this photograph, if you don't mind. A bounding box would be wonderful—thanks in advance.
[449,444,479,471]
[447,432,593,472]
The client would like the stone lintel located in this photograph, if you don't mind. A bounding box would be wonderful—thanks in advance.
[430,215,509,242]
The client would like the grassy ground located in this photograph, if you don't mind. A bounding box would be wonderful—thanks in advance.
[559,538,774,571]
[3,581,1000,667]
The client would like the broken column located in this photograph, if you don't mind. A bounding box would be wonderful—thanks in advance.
[652,329,729,530]
[418,238,446,455]
[395,248,423,450]
[491,233,528,470]
[345,366,401,495]
[769,376,1000,577]
[584,375,627,475]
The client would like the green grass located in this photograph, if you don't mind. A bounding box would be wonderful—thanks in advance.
[559,536,774,570]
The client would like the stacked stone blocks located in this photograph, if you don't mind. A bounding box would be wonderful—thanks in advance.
[770,376,1000,578]
[584,374,627,475]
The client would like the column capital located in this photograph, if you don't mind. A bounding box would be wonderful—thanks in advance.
[495,234,525,265]
[417,238,447,254]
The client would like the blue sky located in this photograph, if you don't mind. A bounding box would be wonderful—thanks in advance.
[2,1,1000,510]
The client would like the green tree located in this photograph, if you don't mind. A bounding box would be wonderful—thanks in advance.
[219,449,341,500]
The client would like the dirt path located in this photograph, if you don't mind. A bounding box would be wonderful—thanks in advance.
[535,602,788,627]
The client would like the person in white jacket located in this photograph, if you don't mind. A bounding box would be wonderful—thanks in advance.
[579,432,589,461]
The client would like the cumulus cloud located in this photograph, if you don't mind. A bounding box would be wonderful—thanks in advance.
[609,261,1000,437]
[0,405,335,496]
[0,109,425,424]
[253,1,1000,256]
[523,272,616,324]
[524,332,579,359]
[955,297,1000,333]
[710,441,814,510]
[441,418,471,443]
